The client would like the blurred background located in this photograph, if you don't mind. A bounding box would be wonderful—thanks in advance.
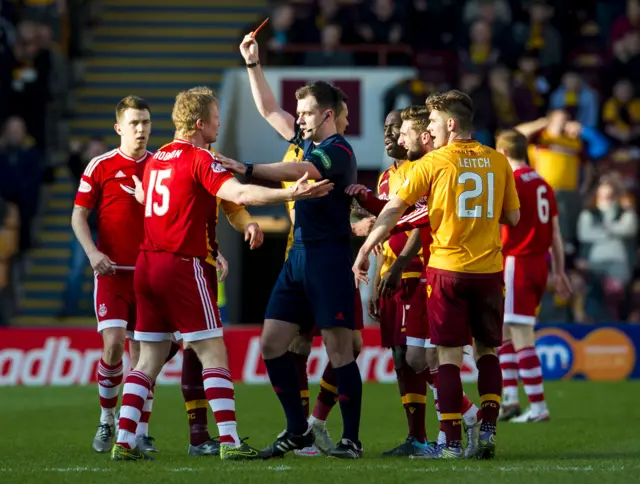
[0,0,638,336]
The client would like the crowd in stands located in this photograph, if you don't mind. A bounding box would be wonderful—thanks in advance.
[0,0,95,323]
[265,0,640,323]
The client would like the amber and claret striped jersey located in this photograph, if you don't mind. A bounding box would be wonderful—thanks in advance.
[74,148,151,269]
[528,129,585,191]
[377,162,424,278]
[502,166,557,257]
[397,140,520,274]
[140,139,233,258]
[281,144,306,257]
[205,147,255,267]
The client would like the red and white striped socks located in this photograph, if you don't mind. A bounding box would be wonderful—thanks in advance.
[499,340,519,405]
[98,359,123,424]
[202,367,240,447]
[117,370,153,449]
[517,346,547,414]
[137,387,154,437]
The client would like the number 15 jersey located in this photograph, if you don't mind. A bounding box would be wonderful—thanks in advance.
[397,139,520,274]
[140,139,233,258]
[501,166,557,257]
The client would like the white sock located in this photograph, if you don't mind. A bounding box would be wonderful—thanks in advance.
[308,415,325,426]
[136,422,148,437]
[462,404,479,426]
[100,407,115,424]
[531,401,548,415]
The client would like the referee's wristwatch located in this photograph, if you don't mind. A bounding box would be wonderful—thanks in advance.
[243,162,254,183]
[246,61,260,68]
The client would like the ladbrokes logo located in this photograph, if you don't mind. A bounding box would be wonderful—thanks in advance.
[535,328,636,381]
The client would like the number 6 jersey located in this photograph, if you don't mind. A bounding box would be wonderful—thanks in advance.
[396,139,520,274]
[501,166,557,257]
[140,139,233,258]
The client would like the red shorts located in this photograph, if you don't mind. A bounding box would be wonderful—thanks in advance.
[426,267,504,348]
[134,251,222,343]
[95,271,136,340]
[503,255,548,326]
[379,278,424,347]
[405,277,433,349]
[307,287,364,337]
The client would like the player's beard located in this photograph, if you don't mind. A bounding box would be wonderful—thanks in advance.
[385,144,406,160]
[406,146,426,161]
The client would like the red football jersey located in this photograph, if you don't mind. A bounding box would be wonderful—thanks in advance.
[74,148,150,269]
[501,166,558,257]
[140,139,233,258]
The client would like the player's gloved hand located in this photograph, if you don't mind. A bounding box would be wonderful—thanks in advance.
[377,265,401,299]
[216,251,229,282]
[351,216,375,237]
[553,271,573,301]
[367,295,380,321]
[245,222,264,249]
[240,34,260,63]
[345,184,370,201]
[353,248,371,286]
[88,250,115,275]
[132,175,144,204]
[290,172,334,200]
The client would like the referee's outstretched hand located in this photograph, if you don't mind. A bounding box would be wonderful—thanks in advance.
[289,172,333,200]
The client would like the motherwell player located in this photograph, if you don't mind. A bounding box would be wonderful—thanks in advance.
[72,96,158,454]
[355,90,520,459]
[495,130,571,423]
[111,87,330,461]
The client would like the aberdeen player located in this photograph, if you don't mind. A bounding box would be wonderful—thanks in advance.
[355,91,520,459]
[495,130,571,423]
[72,96,162,454]
[111,87,331,461]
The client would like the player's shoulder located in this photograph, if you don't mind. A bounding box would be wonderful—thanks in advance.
[82,148,119,177]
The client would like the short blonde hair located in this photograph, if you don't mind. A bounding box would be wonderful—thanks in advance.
[401,105,430,134]
[172,86,218,137]
[425,90,474,133]
[496,129,528,160]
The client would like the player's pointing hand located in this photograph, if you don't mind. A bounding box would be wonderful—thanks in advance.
[240,34,259,63]
[132,175,144,204]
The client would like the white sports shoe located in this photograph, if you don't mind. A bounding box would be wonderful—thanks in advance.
[294,444,323,457]
[310,421,334,454]
[510,407,550,423]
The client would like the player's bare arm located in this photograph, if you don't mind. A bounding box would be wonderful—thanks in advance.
[500,208,521,227]
[353,196,410,284]
[71,205,115,275]
[368,253,383,321]
[378,228,421,298]
[216,153,322,182]
[216,250,229,282]
[240,35,295,141]
[550,215,572,300]
[216,173,333,206]
[514,117,549,139]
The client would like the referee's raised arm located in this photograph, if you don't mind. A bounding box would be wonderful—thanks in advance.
[240,34,296,141]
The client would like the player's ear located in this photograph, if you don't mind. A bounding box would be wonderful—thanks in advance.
[447,117,456,132]
[195,119,203,130]
[114,123,121,136]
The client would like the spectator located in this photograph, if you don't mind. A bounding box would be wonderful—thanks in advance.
[610,30,640,86]
[304,24,354,67]
[463,0,512,31]
[357,0,405,45]
[308,0,354,43]
[512,0,563,73]
[406,0,451,49]
[549,71,600,127]
[577,176,638,320]
[513,50,550,116]
[0,116,43,252]
[602,78,640,146]
[262,4,302,66]
[0,195,18,326]
[60,137,105,317]
[611,0,640,46]
[0,1,16,56]
[487,64,537,132]
[459,19,501,75]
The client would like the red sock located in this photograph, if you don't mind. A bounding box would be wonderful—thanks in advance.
[97,359,123,421]
[291,352,310,419]
[437,364,463,446]
[203,367,239,446]
[398,365,428,443]
[499,340,518,403]
[517,347,546,406]
[312,363,338,421]
[116,370,153,449]
[181,348,210,446]
[477,354,502,428]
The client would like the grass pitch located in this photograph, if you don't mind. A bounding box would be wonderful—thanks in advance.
[1,382,639,483]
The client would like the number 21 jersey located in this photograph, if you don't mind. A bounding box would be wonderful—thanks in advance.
[140,139,233,258]
[501,166,557,257]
